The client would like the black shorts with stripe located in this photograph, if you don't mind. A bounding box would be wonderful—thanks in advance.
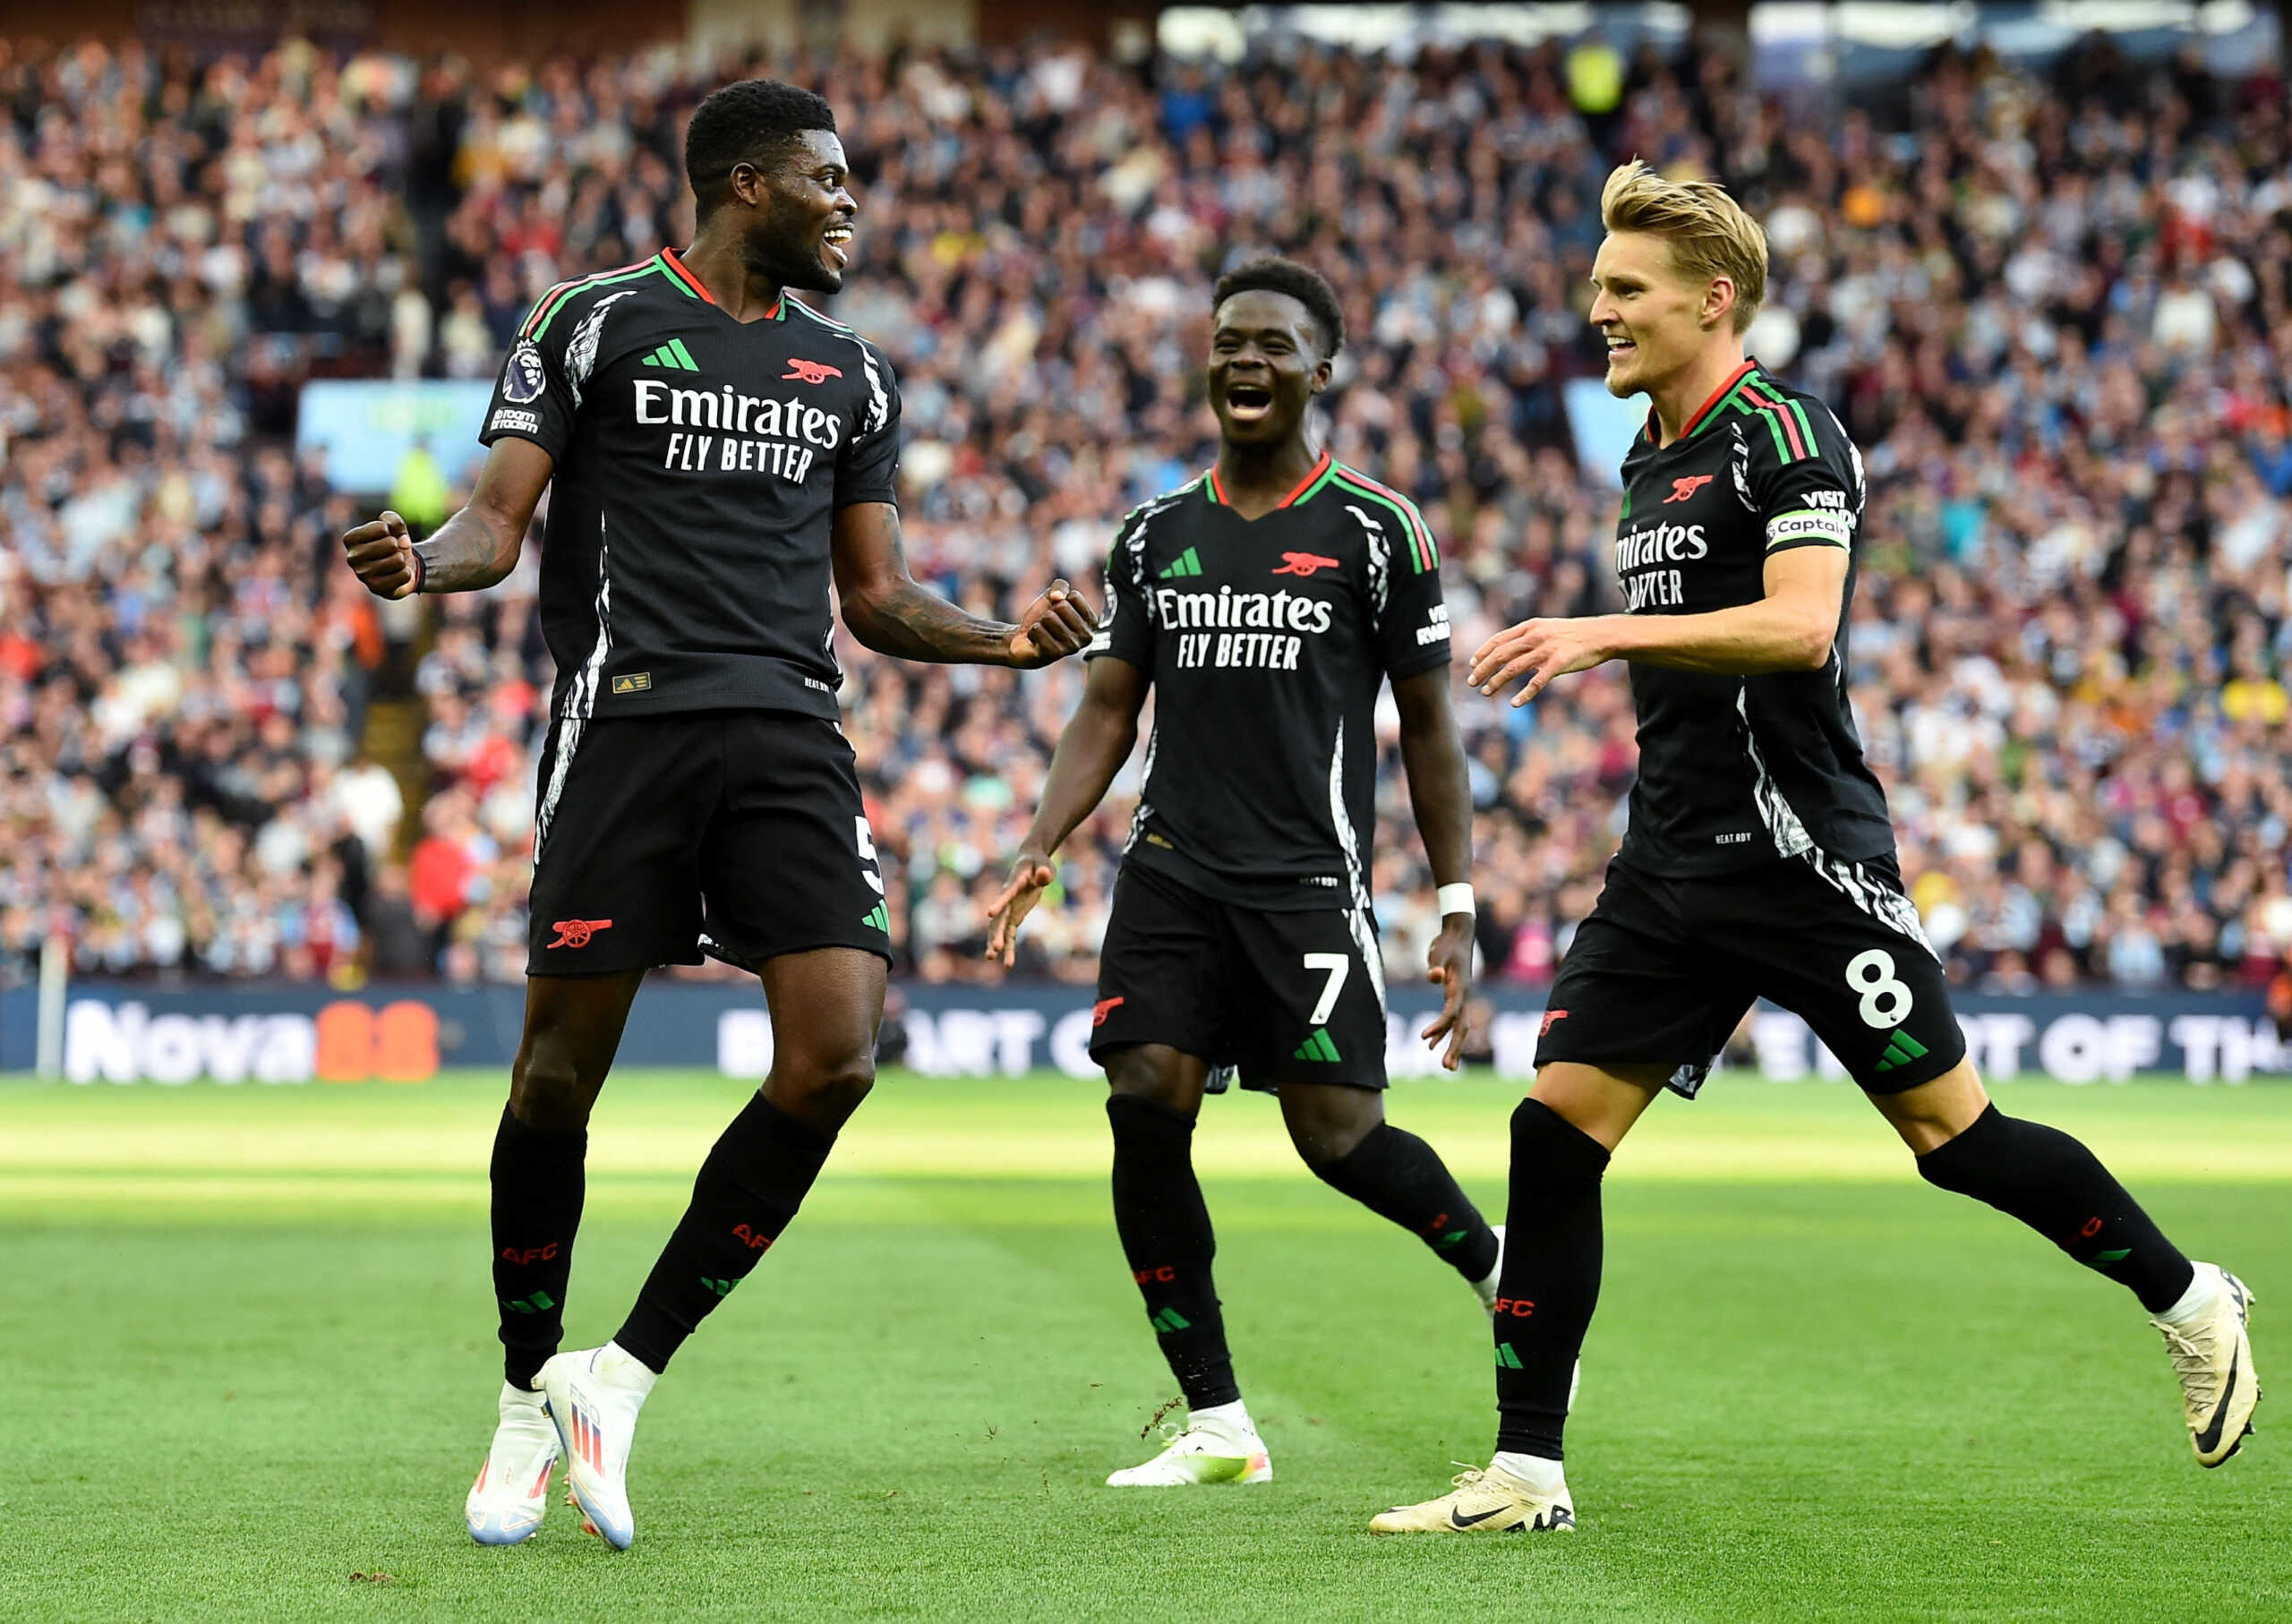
[1090,863,1390,1093]
[526,710,893,977]
[1535,851,1965,1097]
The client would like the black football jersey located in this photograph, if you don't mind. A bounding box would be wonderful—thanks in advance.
[478,248,901,722]
[1088,451,1452,914]
[1610,360,1894,876]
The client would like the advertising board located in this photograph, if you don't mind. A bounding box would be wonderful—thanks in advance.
[6,984,2282,1089]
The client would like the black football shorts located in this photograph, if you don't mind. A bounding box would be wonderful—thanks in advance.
[1090,863,1390,1092]
[526,710,892,977]
[1535,851,1965,1098]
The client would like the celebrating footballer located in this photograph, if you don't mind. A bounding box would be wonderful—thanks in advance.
[1368,161,2258,1538]
[342,80,1095,1550]
[986,258,1505,1487]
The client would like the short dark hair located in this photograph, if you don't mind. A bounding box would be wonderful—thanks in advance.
[684,79,838,218]
[1212,258,1345,358]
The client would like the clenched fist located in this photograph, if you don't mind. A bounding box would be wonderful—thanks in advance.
[342,509,421,600]
[1005,578,1098,668]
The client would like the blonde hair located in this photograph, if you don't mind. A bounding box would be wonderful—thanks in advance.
[1599,159,1767,333]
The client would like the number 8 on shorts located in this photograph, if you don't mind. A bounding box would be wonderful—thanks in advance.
[1845,949,1912,1029]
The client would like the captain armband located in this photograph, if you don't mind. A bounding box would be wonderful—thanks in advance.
[1764,506,1852,551]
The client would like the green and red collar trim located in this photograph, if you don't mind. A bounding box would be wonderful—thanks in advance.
[1203,449,1332,509]
[658,248,783,320]
[1648,357,1760,444]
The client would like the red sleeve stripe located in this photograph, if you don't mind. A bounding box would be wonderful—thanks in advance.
[518,257,656,339]
[1738,383,1809,461]
[1331,466,1438,571]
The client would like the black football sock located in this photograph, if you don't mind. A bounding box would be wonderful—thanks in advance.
[1108,1094,1238,1410]
[1310,1123,1501,1283]
[612,1094,834,1374]
[491,1104,587,1390]
[1915,1104,2194,1313]
[1492,1098,1610,1462]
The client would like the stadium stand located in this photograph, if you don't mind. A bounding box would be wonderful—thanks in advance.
[2,31,2288,1006]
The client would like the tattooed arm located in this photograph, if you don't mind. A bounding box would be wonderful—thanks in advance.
[830,500,1096,668]
[340,438,555,598]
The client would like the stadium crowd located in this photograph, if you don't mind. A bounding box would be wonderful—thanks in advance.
[4,30,2291,1004]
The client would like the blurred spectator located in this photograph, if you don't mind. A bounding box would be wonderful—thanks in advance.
[364,862,434,979]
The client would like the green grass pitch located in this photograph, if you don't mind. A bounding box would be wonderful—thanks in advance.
[4,1069,2290,1622]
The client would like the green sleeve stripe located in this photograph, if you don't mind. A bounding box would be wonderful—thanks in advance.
[1331,464,1435,563]
[523,259,675,341]
[1786,397,1817,455]
[1342,480,1433,571]
[786,298,856,334]
[1331,470,1438,571]
[519,285,575,339]
[1734,397,1792,462]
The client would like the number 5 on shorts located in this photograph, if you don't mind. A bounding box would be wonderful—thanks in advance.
[1303,952,1350,1026]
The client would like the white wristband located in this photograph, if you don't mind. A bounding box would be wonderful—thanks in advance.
[1436,883,1476,919]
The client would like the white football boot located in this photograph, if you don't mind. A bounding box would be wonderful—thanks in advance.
[2154,1263,2260,1467]
[465,1381,560,1545]
[1368,1461,1575,1534]
[1106,1403,1271,1487]
[538,1344,657,1549]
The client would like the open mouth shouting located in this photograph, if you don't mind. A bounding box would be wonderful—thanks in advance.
[1223,380,1275,423]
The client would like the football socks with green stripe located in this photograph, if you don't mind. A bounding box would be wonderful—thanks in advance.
[1310,1123,1501,1284]
[1915,1104,2194,1313]
[612,1094,834,1373]
[1493,1098,1611,1461]
[491,1104,587,1389]
[1107,1094,1239,1409]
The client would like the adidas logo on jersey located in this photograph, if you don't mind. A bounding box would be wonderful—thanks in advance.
[643,338,702,371]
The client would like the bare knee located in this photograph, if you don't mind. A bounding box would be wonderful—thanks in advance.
[509,1040,596,1131]
[1281,1085,1383,1168]
[1527,1062,1668,1152]
[509,970,644,1132]
[1869,1058,1989,1156]
[1104,1044,1204,1120]
[769,1046,877,1133]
